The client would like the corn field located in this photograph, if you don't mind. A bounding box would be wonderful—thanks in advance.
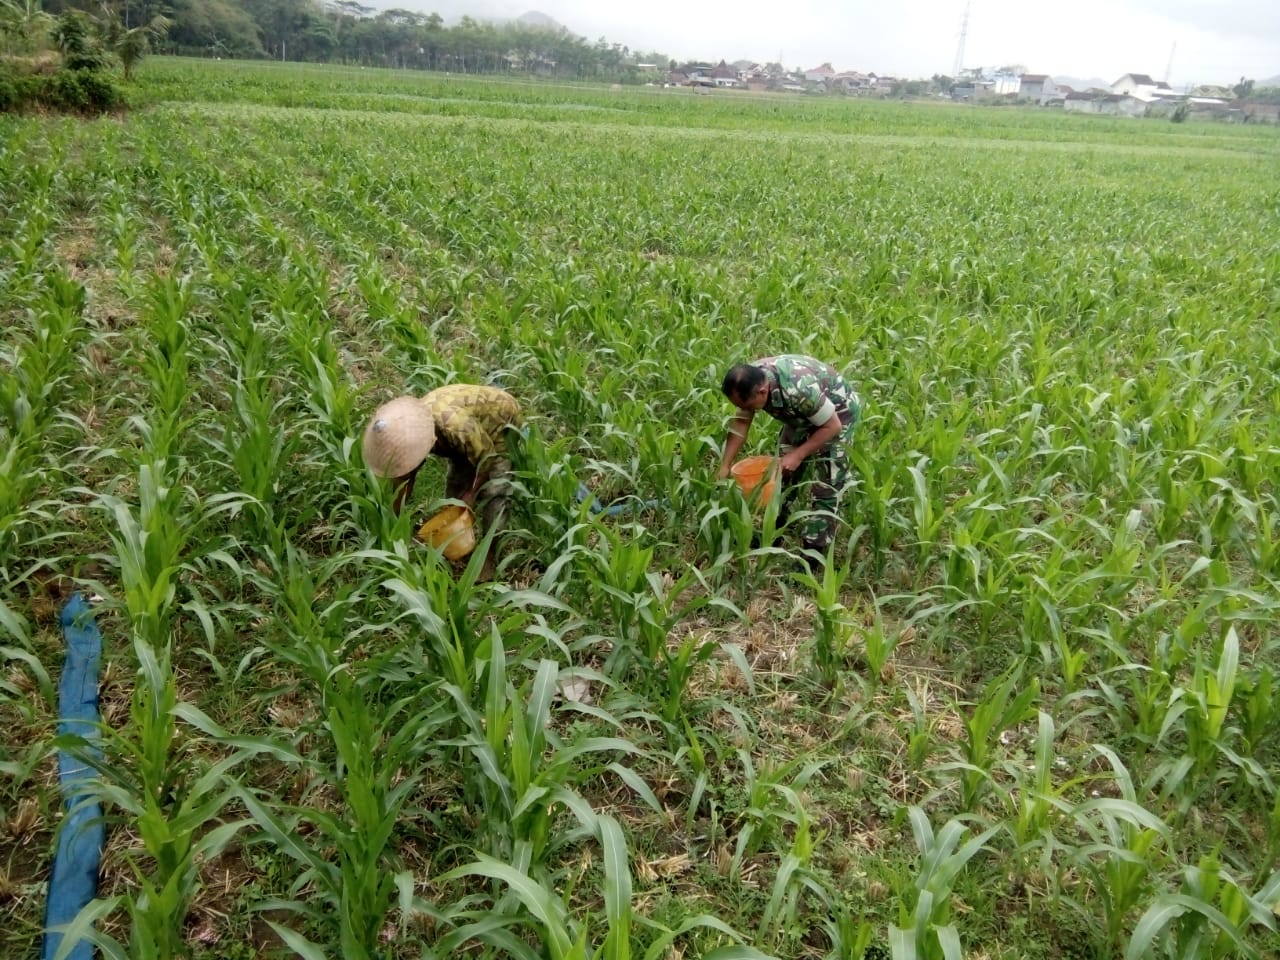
[2,58,1280,960]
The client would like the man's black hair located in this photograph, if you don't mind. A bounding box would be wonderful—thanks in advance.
[722,363,767,403]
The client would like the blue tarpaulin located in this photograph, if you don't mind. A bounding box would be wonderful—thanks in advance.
[574,482,668,517]
[43,592,105,960]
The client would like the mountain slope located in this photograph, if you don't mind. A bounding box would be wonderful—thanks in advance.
[515,10,566,32]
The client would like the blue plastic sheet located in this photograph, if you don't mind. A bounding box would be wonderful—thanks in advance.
[574,482,668,517]
[43,592,105,960]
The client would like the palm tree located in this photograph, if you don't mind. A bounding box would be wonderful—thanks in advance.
[97,3,170,80]
[113,13,169,79]
[0,0,55,55]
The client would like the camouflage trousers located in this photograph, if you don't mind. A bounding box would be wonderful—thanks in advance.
[444,453,513,538]
[778,417,857,553]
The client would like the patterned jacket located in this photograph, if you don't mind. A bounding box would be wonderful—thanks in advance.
[423,385,523,465]
[752,355,860,433]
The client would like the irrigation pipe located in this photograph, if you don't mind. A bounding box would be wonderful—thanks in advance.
[42,593,105,960]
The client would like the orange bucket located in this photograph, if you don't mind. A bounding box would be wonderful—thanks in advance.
[731,455,779,507]
[417,504,476,560]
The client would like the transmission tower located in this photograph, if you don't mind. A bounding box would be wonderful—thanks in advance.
[953,0,971,78]
[1164,40,1176,85]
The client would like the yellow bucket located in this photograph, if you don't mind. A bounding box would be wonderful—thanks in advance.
[731,455,779,508]
[417,505,476,560]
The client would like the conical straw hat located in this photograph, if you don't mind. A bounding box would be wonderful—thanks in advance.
[362,396,436,478]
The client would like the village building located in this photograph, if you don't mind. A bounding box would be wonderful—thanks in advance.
[804,62,836,84]
[1018,74,1058,103]
[1063,90,1146,117]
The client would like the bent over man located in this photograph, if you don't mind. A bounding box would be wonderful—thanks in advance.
[361,384,523,547]
[718,355,860,558]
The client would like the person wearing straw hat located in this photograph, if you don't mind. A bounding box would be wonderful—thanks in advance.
[362,385,523,566]
[718,355,861,563]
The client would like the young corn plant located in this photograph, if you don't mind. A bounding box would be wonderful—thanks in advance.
[889,806,999,960]
[136,273,198,464]
[728,749,827,878]
[1058,746,1172,955]
[231,680,453,960]
[850,426,899,576]
[442,648,655,872]
[216,539,461,958]
[201,314,297,552]
[792,539,859,688]
[1259,793,1280,886]
[435,815,768,960]
[60,666,255,960]
[947,664,1040,813]
[907,457,947,575]
[0,269,91,571]
[1125,855,1280,960]
[1235,664,1276,764]
[900,681,940,776]
[1157,626,1272,814]
[507,424,596,566]
[577,524,743,721]
[1179,625,1240,774]
[1000,708,1104,893]
[379,533,528,702]
[755,783,837,956]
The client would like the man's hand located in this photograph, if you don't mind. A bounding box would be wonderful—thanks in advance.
[462,472,487,507]
[779,451,805,475]
[780,416,842,475]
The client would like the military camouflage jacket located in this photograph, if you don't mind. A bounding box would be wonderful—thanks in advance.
[753,355,859,432]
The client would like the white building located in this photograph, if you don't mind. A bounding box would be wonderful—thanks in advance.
[1110,73,1174,101]
[1064,91,1146,117]
[1019,74,1058,103]
[991,73,1021,95]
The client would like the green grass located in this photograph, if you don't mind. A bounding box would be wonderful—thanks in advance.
[1,55,1279,960]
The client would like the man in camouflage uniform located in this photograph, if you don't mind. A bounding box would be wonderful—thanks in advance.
[362,385,523,570]
[718,355,860,560]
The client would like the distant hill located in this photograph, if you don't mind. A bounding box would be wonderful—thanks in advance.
[1262,75,1280,87]
[1053,75,1112,92]
[516,10,566,32]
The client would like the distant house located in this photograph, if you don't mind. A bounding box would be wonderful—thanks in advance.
[1064,91,1146,117]
[991,73,1021,95]
[1153,97,1270,122]
[679,61,713,80]
[834,71,871,93]
[1110,73,1174,100]
[1237,100,1280,123]
[1019,73,1057,102]
[1148,94,1231,116]
[1190,84,1233,99]
[1111,72,1155,91]
[874,74,897,93]
[710,60,740,87]
[804,62,836,83]
[951,79,996,101]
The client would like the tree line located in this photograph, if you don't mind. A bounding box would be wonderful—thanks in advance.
[31,0,672,81]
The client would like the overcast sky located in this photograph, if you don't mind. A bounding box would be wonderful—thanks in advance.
[395,0,1279,87]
